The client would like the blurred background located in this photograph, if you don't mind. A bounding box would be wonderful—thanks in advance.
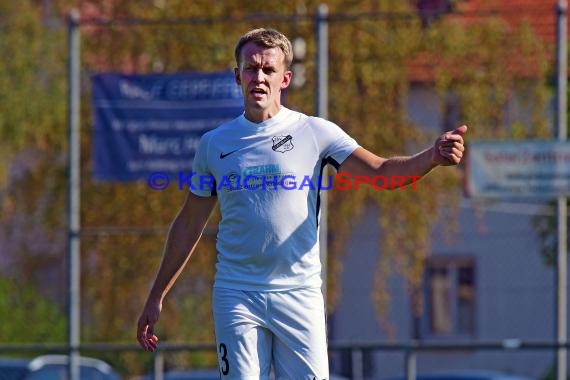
[0,0,567,379]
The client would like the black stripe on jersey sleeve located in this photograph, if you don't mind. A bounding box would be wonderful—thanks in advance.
[315,156,338,227]
[325,156,341,170]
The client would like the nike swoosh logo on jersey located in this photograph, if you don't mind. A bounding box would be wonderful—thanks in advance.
[219,149,240,159]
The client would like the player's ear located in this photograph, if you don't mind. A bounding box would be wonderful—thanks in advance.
[234,67,241,85]
[281,70,292,89]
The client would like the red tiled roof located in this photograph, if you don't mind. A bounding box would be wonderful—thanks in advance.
[409,0,561,82]
[452,0,560,44]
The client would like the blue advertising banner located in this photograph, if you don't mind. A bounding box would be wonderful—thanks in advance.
[92,71,243,181]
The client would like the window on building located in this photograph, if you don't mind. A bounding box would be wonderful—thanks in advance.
[442,92,460,134]
[425,257,476,337]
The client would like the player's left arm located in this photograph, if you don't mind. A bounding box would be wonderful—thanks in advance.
[339,125,467,187]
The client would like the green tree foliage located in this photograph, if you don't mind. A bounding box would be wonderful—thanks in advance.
[1,0,551,375]
[357,7,551,327]
[0,0,68,339]
[0,277,66,342]
[424,18,550,140]
[530,200,559,267]
[529,85,570,266]
[0,1,67,176]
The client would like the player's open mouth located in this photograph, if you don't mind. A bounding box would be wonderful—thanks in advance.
[250,88,267,96]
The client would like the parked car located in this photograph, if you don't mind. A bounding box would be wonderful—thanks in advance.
[385,370,534,380]
[136,368,348,380]
[0,354,120,380]
[136,369,219,380]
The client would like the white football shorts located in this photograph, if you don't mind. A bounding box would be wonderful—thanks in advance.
[212,286,329,380]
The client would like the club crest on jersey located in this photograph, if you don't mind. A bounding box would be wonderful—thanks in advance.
[271,135,294,153]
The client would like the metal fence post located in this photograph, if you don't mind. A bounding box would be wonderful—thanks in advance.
[316,3,329,301]
[555,1,568,380]
[351,347,364,380]
[153,351,164,380]
[67,8,81,380]
[405,348,417,380]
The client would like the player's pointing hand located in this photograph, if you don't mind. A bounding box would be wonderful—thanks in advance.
[433,125,468,166]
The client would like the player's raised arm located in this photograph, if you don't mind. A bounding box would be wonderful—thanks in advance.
[136,192,217,352]
[339,125,467,187]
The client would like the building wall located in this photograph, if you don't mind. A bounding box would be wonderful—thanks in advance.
[330,202,558,379]
[329,85,562,379]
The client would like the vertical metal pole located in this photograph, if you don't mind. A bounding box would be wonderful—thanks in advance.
[556,2,568,380]
[316,3,329,302]
[405,349,417,380]
[316,4,328,121]
[153,351,164,380]
[351,348,364,380]
[67,9,81,380]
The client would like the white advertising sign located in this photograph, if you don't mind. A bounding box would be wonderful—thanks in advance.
[467,141,570,199]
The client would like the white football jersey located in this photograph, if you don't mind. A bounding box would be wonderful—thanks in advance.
[190,107,358,291]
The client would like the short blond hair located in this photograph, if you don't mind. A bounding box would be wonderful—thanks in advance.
[234,28,293,69]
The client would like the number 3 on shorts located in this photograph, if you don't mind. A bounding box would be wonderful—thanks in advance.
[218,343,230,376]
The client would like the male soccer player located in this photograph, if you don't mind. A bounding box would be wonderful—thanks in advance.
[137,28,467,379]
